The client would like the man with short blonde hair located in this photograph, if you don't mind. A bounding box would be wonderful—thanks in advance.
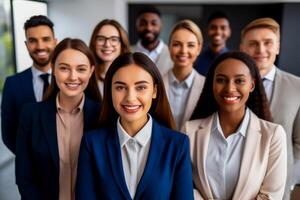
[240,17,300,200]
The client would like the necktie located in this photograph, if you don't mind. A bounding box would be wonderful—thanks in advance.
[262,77,271,101]
[40,73,49,95]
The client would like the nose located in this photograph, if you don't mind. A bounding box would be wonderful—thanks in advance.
[257,42,265,53]
[103,38,111,47]
[180,45,188,54]
[36,40,46,50]
[69,69,77,81]
[225,81,236,92]
[125,88,136,102]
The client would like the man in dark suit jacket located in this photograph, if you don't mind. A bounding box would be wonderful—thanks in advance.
[1,15,57,153]
[240,17,300,200]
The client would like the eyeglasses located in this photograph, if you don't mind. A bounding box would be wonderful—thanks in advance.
[96,35,120,46]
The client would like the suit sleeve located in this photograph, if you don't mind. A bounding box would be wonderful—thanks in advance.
[15,105,43,200]
[293,106,300,160]
[171,135,194,200]
[76,135,98,200]
[257,125,287,200]
[1,77,18,153]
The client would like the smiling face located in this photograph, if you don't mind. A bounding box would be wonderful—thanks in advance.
[136,12,161,46]
[112,64,157,132]
[213,58,255,116]
[54,49,94,102]
[25,25,57,71]
[95,24,121,65]
[240,28,280,77]
[169,29,201,69]
[207,18,231,48]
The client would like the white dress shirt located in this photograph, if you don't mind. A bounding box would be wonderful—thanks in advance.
[135,39,165,64]
[168,69,195,129]
[117,115,152,199]
[262,65,276,101]
[206,108,250,200]
[31,67,51,101]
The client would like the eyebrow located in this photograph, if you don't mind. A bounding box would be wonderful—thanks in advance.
[113,80,150,85]
[216,74,247,77]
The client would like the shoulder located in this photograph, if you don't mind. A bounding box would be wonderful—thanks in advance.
[84,97,101,110]
[82,127,111,147]
[276,68,300,86]
[250,111,286,139]
[154,120,189,146]
[194,71,206,85]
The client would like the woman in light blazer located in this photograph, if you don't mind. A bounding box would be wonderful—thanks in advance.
[163,19,205,131]
[185,51,287,200]
[76,52,194,200]
[16,38,101,200]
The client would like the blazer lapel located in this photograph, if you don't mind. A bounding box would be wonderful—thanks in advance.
[41,99,59,170]
[232,111,262,199]
[135,120,166,199]
[269,67,281,112]
[106,127,132,199]
[181,73,204,130]
[21,68,36,102]
[193,116,214,198]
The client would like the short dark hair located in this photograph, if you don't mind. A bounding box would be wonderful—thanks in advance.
[191,51,272,122]
[24,15,54,33]
[207,11,229,25]
[99,52,175,129]
[136,5,161,18]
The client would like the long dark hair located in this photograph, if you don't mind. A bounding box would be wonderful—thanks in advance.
[44,38,101,102]
[99,52,176,129]
[191,51,272,121]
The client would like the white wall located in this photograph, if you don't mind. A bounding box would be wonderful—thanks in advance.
[48,0,127,44]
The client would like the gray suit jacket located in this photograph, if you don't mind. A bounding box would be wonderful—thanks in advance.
[131,41,173,76]
[163,70,205,131]
[270,67,300,199]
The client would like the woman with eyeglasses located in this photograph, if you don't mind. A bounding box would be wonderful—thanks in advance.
[89,19,131,98]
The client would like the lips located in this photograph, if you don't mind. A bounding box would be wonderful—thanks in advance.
[223,96,240,103]
[122,105,141,113]
[65,83,81,90]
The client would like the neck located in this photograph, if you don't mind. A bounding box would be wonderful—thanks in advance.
[58,92,83,113]
[209,44,225,53]
[97,63,111,80]
[141,39,159,52]
[172,65,193,82]
[120,116,148,137]
[33,63,51,73]
[218,109,245,138]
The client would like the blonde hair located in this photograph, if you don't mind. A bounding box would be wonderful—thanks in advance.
[169,19,203,45]
[241,17,280,42]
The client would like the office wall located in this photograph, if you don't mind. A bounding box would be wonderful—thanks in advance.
[48,0,127,44]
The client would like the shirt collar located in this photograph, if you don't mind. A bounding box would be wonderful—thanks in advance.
[136,39,165,54]
[168,69,195,88]
[56,92,85,113]
[212,108,250,138]
[263,65,276,82]
[117,114,153,147]
[31,66,52,78]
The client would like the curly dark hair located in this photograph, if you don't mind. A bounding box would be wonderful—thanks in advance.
[191,51,272,121]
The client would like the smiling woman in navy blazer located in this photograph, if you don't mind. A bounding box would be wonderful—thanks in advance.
[76,52,193,200]
[15,38,101,200]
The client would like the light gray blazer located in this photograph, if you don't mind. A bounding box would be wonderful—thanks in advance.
[269,67,300,199]
[184,110,287,200]
[131,41,173,76]
[163,70,205,131]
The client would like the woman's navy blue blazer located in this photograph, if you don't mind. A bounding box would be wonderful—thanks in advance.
[15,97,100,200]
[76,119,194,200]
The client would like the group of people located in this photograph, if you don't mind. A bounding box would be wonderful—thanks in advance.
[1,5,300,200]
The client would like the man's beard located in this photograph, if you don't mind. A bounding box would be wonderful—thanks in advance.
[139,31,159,46]
[29,50,52,68]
